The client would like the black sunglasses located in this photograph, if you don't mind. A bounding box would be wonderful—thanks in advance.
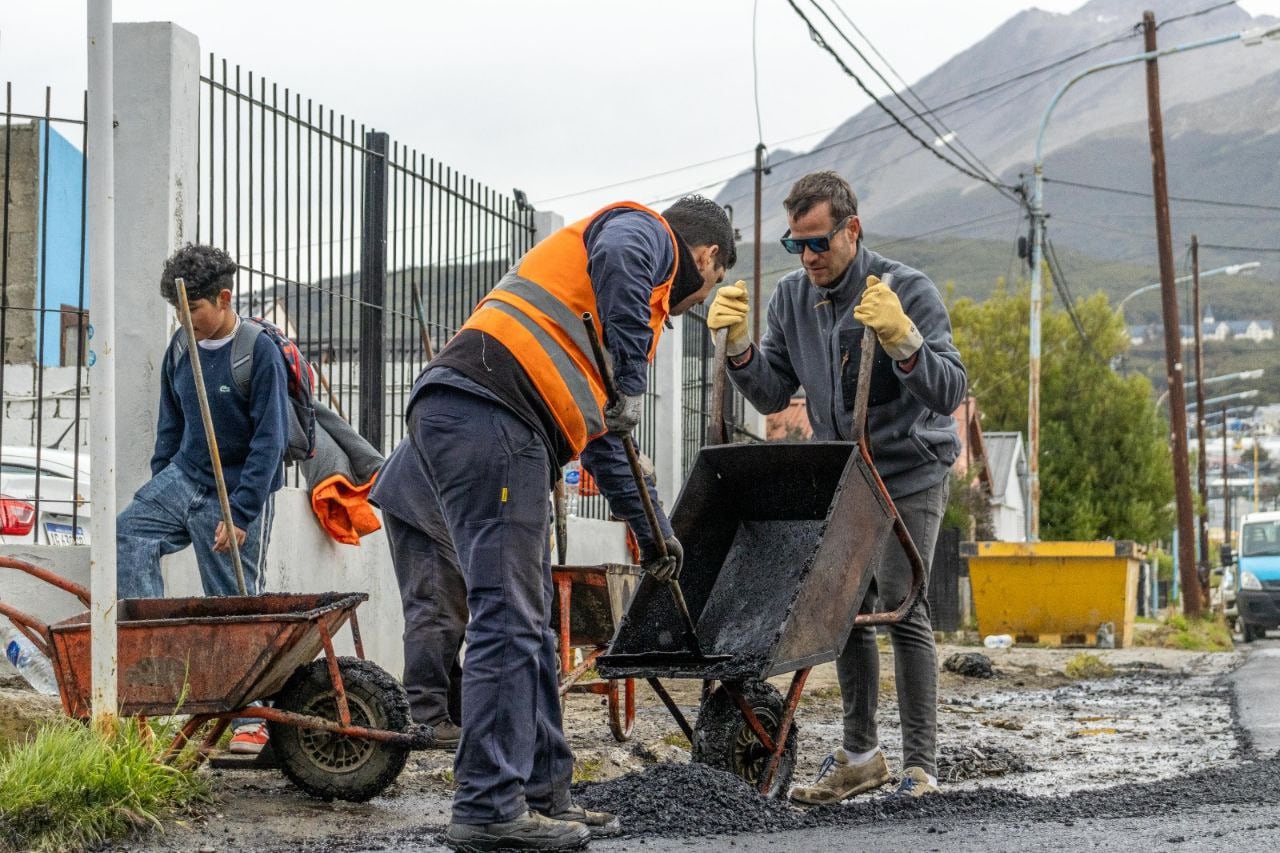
[780,215,854,255]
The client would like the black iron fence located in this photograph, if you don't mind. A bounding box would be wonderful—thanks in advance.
[0,83,90,545]
[195,54,537,464]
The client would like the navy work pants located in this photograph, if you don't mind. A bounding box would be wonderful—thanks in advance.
[416,385,574,825]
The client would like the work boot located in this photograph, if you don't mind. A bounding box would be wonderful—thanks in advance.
[537,803,622,837]
[443,811,590,852]
[883,766,940,800]
[789,747,891,805]
[429,720,463,750]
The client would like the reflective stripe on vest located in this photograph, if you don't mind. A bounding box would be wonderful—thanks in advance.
[461,201,677,454]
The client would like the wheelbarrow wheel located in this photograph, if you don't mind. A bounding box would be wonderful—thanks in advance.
[270,657,410,802]
[692,680,797,798]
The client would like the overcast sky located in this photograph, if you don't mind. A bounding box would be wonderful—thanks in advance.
[4,1,1279,220]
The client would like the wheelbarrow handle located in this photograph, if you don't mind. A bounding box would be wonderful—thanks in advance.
[580,312,668,562]
[708,327,730,446]
[847,290,926,627]
[0,555,91,607]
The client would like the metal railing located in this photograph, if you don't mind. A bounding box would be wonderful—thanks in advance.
[0,83,91,545]
[195,55,537,467]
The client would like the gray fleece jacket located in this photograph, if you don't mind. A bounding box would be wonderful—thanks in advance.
[728,246,967,498]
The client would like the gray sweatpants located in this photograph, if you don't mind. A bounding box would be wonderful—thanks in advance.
[836,479,948,777]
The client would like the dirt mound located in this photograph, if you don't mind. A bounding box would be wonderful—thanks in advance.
[0,685,61,749]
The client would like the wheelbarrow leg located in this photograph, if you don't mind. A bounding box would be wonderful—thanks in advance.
[318,620,352,727]
[165,714,211,763]
[758,668,809,796]
[192,718,232,766]
[646,677,693,742]
[349,610,366,660]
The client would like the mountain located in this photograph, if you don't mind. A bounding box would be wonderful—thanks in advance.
[718,0,1280,278]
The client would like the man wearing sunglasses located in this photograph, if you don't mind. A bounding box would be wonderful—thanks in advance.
[706,170,966,803]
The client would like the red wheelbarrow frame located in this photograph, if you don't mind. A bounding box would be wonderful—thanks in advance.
[553,565,637,742]
[0,556,420,764]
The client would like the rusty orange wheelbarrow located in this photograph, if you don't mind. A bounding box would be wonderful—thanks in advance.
[551,563,642,742]
[0,556,422,802]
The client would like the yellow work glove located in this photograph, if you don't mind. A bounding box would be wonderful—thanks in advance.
[853,274,923,362]
[706,280,752,357]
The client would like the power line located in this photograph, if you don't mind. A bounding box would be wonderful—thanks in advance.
[1045,235,1107,363]
[783,0,1024,205]
[815,0,1009,191]
[1198,242,1280,254]
[1043,176,1280,212]
[1157,0,1238,29]
[539,28,1141,209]
[753,0,765,145]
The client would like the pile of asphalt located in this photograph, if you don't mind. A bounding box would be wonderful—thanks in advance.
[572,757,1280,838]
[943,651,997,678]
[572,762,804,836]
[935,742,1030,782]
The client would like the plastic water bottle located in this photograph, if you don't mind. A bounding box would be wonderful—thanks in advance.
[3,626,58,695]
[983,634,1014,650]
[564,462,581,518]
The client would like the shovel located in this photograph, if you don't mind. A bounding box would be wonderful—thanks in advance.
[581,312,728,666]
[175,278,248,596]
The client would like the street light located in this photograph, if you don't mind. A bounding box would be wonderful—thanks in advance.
[1025,22,1280,544]
[1188,389,1260,410]
[1156,369,1265,408]
[1116,262,1261,318]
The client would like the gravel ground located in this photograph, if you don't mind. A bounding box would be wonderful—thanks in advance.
[113,644,1250,852]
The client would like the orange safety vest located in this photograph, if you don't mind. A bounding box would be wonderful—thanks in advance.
[461,201,678,455]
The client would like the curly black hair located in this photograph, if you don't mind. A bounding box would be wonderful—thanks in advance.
[159,244,238,306]
[662,195,737,270]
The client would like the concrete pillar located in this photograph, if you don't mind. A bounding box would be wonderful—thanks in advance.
[112,23,200,501]
[532,210,564,245]
[652,315,684,508]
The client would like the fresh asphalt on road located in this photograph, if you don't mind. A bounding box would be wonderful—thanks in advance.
[584,639,1280,853]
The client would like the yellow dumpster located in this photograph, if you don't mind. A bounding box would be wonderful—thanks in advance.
[960,541,1143,648]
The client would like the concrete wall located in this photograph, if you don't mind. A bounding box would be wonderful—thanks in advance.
[1,364,89,449]
[0,123,39,364]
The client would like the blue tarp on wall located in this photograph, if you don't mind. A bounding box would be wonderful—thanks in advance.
[34,121,87,367]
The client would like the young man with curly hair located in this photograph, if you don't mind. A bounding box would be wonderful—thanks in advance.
[115,243,290,753]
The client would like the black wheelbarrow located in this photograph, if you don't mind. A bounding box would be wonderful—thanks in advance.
[598,327,926,797]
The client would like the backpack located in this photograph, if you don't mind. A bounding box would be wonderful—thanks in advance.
[169,317,318,462]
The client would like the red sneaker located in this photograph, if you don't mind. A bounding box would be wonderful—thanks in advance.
[228,722,270,754]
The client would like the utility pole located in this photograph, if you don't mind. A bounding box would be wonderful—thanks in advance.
[1192,235,1211,576]
[752,142,765,342]
[1223,404,1232,553]
[1143,10,1201,616]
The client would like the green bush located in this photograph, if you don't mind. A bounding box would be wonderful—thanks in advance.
[0,717,209,852]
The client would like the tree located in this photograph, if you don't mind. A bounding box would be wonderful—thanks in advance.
[948,278,1174,543]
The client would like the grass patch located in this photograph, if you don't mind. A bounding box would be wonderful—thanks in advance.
[572,756,605,784]
[1064,653,1115,680]
[799,685,843,706]
[0,717,209,852]
[660,732,691,749]
[1135,614,1233,652]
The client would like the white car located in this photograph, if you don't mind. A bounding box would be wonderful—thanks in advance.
[0,446,91,545]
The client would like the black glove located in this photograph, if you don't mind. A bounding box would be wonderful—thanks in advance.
[604,394,644,434]
[641,535,683,582]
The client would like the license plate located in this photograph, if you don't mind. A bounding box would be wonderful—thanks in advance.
[45,522,87,546]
